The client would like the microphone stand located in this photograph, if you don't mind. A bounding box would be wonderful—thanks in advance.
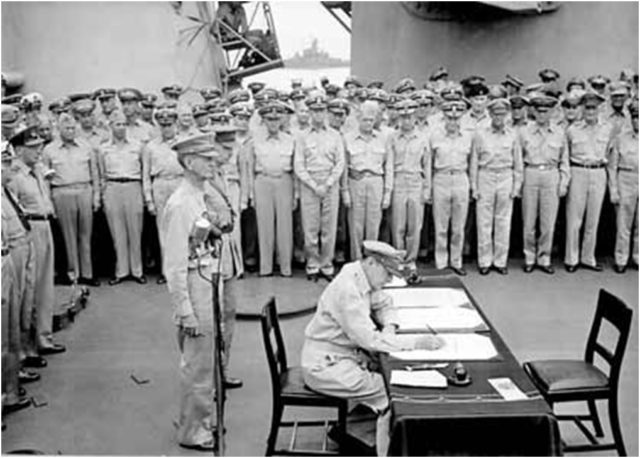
[211,264,226,457]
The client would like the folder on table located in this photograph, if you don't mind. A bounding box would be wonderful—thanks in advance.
[391,334,499,361]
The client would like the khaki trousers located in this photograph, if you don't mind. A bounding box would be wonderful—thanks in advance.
[10,242,37,359]
[433,172,469,269]
[254,174,293,276]
[225,180,244,277]
[222,277,237,374]
[51,184,93,278]
[476,170,514,268]
[103,181,144,278]
[564,167,606,266]
[30,221,55,348]
[522,168,559,266]
[348,175,383,260]
[2,254,20,404]
[391,173,424,264]
[614,170,639,266]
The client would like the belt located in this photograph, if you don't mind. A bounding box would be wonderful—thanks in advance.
[434,169,466,175]
[51,182,91,189]
[618,167,637,172]
[108,178,141,183]
[479,166,512,173]
[348,169,382,180]
[25,214,52,221]
[256,171,292,178]
[525,163,556,171]
[570,162,605,169]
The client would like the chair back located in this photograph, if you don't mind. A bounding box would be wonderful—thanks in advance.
[585,289,633,387]
[261,297,288,400]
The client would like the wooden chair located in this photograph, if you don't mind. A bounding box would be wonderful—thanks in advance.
[260,298,348,456]
[524,289,632,456]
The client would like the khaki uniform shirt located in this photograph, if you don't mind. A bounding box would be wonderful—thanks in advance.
[7,160,55,216]
[142,136,183,204]
[294,125,345,193]
[42,138,100,191]
[607,128,638,197]
[99,137,144,190]
[518,122,571,191]
[566,120,614,165]
[342,129,393,199]
[388,127,429,198]
[1,188,30,247]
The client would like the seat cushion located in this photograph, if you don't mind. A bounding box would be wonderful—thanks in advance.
[282,366,344,405]
[525,360,609,395]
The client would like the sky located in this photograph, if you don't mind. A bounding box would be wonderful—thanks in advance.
[248,1,351,60]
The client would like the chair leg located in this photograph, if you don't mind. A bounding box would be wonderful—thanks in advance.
[266,403,284,456]
[587,399,604,438]
[337,403,348,453]
[608,396,627,456]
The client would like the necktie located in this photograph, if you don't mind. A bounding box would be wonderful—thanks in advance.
[3,187,31,231]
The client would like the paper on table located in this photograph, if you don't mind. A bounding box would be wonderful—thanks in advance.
[390,334,498,361]
[390,370,448,388]
[384,287,470,308]
[385,276,407,287]
[396,307,486,331]
[488,378,528,400]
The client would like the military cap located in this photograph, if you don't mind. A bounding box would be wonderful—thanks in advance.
[529,94,558,109]
[3,94,24,106]
[228,89,251,105]
[327,98,350,116]
[206,101,227,115]
[290,88,307,101]
[2,105,20,127]
[344,76,363,88]
[171,132,219,158]
[367,80,384,90]
[460,75,486,88]
[277,100,295,115]
[628,98,638,117]
[117,88,142,102]
[253,89,278,104]
[305,94,327,110]
[580,91,606,107]
[247,81,266,95]
[609,81,630,97]
[72,98,96,114]
[9,125,44,148]
[565,77,586,92]
[192,104,209,118]
[488,84,508,100]
[439,83,464,101]
[93,88,116,100]
[277,90,291,102]
[154,106,178,125]
[290,78,303,88]
[386,93,402,108]
[560,90,585,108]
[394,98,418,115]
[540,83,562,99]
[524,83,545,95]
[229,102,253,117]
[140,93,158,108]
[200,86,223,101]
[354,87,369,101]
[411,89,436,105]
[210,111,232,124]
[1,140,16,161]
[429,66,449,81]
[466,82,489,98]
[619,68,635,83]
[588,75,610,89]
[367,89,388,103]
[67,92,91,104]
[393,78,416,94]
[325,84,341,98]
[156,100,178,111]
[21,92,43,110]
[502,74,524,89]
[538,68,560,82]
[161,84,183,98]
[319,76,330,87]
[48,97,72,114]
[509,95,529,109]
[362,240,408,277]
[108,110,127,124]
[441,98,470,114]
[212,124,238,144]
[258,102,281,119]
[487,98,510,113]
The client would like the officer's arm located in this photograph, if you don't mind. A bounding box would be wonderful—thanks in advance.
[88,145,101,206]
[424,135,433,199]
[512,133,524,197]
[420,139,430,201]
[326,133,345,190]
[559,132,571,193]
[382,135,394,198]
[469,134,480,196]
[293,135,317,192]
[141,144,153,208]
[246,139,256,203]
[606,135,621,199]
[162,202,195,320]
[370,289,400,329]
[340,137,351,204]
[237,143,249,208]
[97,147,107,195]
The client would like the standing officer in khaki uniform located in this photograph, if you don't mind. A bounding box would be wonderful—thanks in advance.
[73,98,110,148]
[342,101,393,260]
[427,99,473,275]
[519,94,570,273]
[93,88,118,132]
[118,88,153,144]
[470,98,523,275]
[564,92,614,272]
[142,105,183,284]
[389,99,429,272]
[247,102,296,277]
[42,113,100,286]
[294,95,345,280]
[8,126,66,355]
[99,111,147,285]
[608,99,639,273]
[140,93,158,126]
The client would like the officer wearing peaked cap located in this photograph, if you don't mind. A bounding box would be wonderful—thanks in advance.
[247,81,265,95]
[558,90,584,130]
[161,84,183,101]
[301,239,443,456]
[411,89,436,133]
[600,81,631,132]
[393,78,416,95]
[139,93,158,126]
[200,86,222,102]
[294,94,344,280]
[21,93,43,128]
[93,88,118,130]
[2,105,21,140]
[227,89,251,105]
[502,74,524,96]
[48,97,72,120]
[160,131,233,451]
[508,95,529,129]
[118,88,154,143]
[192,104,211,133]
[538,68,560,83]
[588,75,610,95]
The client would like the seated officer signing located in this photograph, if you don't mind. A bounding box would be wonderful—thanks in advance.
[302,240,443,456]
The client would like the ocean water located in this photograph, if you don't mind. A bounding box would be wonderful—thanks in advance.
[243,66,350,91]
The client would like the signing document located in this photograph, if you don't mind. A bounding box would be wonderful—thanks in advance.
[390,370,448,388]
[396,307,487,332]
[390,333,498,361]
[383,287,471,308]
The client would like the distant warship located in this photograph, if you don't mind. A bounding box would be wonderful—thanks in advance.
[284,38,350,69]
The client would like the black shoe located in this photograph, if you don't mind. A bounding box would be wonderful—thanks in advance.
[494,266,508,275]
[538,265,555,275]
[307,273,319,282]
[156,275,167,285]
[614,264,627,274]
[223,376,243,389]
[78,277,100,287]
[279,272,292,278]
[564,264,578,273]
[132,275,147,284]
[581,263,603,272]
[631,262,639,271]
[23,356,47,368]
[108,276,125,286]
[320,272,335,281]
[179,438,218,452]
[523,264,535,273]
[258,272,273,278]
[3,397,31,415]
[54,274,73,286]
[18,370,40,384]
[478,267,490,276]
[39,343,66,355]
[450,266,467,276]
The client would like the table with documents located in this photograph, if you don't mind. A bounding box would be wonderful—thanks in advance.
[381,275,561,456]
